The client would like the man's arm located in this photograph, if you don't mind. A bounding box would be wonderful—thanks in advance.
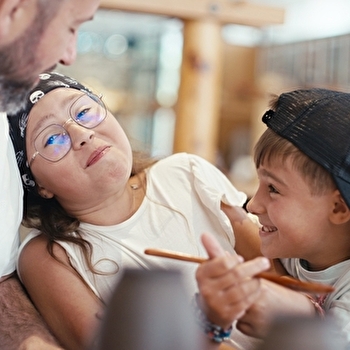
[0,274,63,350]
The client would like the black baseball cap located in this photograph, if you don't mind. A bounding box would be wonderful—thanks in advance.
[262,88,350,208]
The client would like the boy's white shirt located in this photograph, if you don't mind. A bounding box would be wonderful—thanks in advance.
[0,112,22,278]
[281,257,350,345]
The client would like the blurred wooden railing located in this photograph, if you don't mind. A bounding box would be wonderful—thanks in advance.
[100,0,284,163]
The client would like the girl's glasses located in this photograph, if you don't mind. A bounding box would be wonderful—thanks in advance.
[29,92,107,166]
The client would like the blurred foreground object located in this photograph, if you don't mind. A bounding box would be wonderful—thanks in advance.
[257,315,347,350]
[93,269,203,350]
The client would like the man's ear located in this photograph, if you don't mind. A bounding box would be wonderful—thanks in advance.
[329,190,350,225]
[0,0,37,44]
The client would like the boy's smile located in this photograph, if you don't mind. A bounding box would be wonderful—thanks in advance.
[247,158,339,270]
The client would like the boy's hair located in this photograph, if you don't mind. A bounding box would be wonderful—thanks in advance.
[259,88,350,207]
[254,128,336,196]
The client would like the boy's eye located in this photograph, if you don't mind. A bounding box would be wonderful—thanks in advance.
[268,184,279,194]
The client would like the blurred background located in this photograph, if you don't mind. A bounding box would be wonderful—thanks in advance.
[57,0,350,196]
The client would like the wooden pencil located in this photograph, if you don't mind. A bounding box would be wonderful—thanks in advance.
[144,248,334,294]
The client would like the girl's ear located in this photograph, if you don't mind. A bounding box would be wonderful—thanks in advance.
[0,0,37,44]
[37,185,54,200]
[329,190,350,224]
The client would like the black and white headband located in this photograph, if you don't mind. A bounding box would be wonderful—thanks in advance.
[8,71,93,195]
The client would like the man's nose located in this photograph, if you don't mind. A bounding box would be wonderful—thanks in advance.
[59,34,78,66]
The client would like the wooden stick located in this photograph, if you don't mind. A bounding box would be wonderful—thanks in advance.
[144,248,334,294]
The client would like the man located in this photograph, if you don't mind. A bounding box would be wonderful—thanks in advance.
[0,0,99,348]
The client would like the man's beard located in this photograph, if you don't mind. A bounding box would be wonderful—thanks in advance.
[0,76,36,114]
[0,3,53,114]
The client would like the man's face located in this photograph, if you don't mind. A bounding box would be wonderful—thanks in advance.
[0,0,100,114]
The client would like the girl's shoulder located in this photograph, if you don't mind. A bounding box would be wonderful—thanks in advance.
[17,232,71,283]
[151,152,215,172]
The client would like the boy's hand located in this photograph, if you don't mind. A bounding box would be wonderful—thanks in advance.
[236,280,316,338]
[196,233,270,329]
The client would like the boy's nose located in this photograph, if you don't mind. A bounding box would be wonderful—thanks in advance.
[246,195,261,215]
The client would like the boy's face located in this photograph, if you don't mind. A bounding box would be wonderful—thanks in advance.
[247,157,336,268]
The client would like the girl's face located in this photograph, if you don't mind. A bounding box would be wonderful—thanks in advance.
[247,157,337,268]
[26,88,133,208]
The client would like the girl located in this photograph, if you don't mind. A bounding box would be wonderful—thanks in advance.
[9,72,268,350]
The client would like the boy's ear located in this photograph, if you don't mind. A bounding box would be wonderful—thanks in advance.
[329,190,350,224]
[0,0,37,44]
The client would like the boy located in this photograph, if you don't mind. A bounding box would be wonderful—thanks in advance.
[197,88,350,346]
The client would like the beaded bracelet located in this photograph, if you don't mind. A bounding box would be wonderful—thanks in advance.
[203,321,233,343]
[192,293,233,343]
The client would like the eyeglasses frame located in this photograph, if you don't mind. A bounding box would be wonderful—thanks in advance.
[28,92,107,166]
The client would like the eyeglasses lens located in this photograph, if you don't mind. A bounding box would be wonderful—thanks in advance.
[34,126,71,162]
[33,93,107,162]
[70,93,106,129]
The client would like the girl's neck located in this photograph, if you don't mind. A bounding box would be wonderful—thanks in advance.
[67,172,146,226]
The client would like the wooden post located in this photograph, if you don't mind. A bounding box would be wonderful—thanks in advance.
[173,19,223,163]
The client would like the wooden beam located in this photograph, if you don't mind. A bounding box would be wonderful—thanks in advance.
[173,19,223,162]
[100,0,284,27]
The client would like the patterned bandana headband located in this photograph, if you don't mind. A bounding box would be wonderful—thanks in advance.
[8,71,93,195]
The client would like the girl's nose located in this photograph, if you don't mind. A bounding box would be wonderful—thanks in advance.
[66,122,95,149]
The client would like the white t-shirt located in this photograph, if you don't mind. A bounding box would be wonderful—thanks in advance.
[19,153,260,350]
[0,112,22,278]
[20,153,246,298]
[281,258,350,346]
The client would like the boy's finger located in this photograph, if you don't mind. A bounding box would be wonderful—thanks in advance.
[201,233,226,259]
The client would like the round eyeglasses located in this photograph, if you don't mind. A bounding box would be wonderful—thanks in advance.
[29,92,107,166]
